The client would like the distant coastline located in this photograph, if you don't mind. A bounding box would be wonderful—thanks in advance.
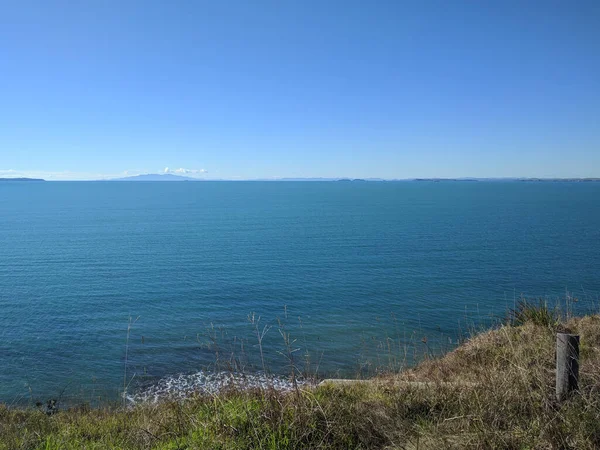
[0,177,45,182]
[4,175,599,182]
[516,178,600,182]
[414,178,478,182]
[106,175,600,183]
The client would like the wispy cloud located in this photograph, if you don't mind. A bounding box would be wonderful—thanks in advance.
[1,167,210,181]
[164,167,208,175]
[0,169,121,181]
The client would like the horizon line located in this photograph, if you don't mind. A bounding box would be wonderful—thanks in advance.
[3,175,600,182]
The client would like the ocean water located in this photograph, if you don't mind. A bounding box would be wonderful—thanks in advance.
[1,181,599,405]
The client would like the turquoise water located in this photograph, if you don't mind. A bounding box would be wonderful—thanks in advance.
[1,181,599,404]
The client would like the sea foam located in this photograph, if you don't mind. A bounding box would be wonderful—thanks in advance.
[127,371,311,404]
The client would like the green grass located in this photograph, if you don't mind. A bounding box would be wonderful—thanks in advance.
[509,298,560,328]
[3,307,600,449]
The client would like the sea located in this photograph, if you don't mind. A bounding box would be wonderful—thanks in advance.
[1,180,599,405]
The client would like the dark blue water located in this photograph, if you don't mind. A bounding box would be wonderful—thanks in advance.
[1,181,599,404]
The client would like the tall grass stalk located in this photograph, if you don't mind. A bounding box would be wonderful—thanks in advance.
[277,318,301,391]
[123,316,139,405]
[248,312,271,375]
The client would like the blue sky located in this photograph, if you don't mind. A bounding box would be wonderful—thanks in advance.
[1,1,599,180]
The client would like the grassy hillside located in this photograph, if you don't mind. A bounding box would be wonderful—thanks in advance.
[2,307,600,449]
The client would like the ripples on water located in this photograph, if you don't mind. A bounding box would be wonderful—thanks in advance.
[0,181,599,404]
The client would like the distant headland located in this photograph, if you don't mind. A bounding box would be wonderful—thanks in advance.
[0,177,45,182]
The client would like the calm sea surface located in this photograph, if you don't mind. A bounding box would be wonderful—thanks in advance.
[1,181,599,404]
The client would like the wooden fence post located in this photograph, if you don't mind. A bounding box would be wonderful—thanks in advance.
[556,333,579,401]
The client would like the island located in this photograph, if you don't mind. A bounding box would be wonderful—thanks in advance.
[0,177,45,182]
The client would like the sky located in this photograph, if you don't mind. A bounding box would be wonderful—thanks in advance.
[1,1,599,180]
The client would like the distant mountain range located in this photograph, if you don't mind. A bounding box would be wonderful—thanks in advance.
[107,175,388,182]
[110,174,202,181]
[0,177,45,182]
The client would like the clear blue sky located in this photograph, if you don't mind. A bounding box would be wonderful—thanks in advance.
[1,1,599,180]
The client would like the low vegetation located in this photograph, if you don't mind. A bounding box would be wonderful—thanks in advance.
[2,302,600,449]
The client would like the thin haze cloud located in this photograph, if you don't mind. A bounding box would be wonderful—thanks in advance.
[1,168,212,181]
[164,167,208,175]
[0,169,119,181]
